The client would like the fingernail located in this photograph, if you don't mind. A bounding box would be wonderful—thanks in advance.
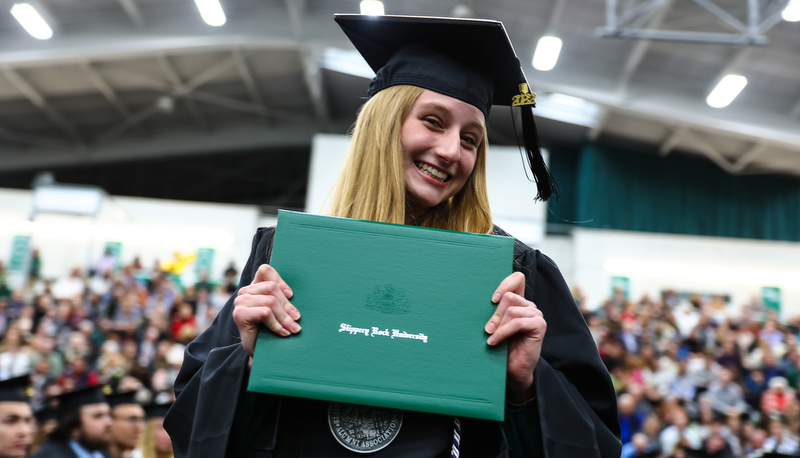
[485,321,496,333]
[492,292,501,303]
[283,287,293,298]
[487,336,495,346]
[291,323,301,333]
[290,310,301,320]
[278,328,290,337]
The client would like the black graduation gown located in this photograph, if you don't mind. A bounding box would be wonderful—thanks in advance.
[164,226,621,458]
[30,440,113,458]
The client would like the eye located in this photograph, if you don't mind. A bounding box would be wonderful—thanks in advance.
[423,116,442,128]
[461,134,479,148]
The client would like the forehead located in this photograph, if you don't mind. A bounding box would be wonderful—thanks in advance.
[411,90,485,127]
[113,404,144,416]
[81,403,111,417]
[0,401,33,416]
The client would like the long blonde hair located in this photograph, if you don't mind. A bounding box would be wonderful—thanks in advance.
[325,85,493,234]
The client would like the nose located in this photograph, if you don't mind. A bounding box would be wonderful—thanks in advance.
[435,131,461,163]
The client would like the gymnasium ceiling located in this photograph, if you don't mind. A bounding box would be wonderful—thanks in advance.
[0,0,799,207]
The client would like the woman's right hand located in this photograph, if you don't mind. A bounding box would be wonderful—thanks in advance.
[232,264,301,358]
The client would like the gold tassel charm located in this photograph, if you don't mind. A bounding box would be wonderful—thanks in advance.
[511,83,536,107]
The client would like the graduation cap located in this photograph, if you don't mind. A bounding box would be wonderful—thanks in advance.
[0,375,31,403]
[56,385,107,417]
[144,402,173,419]
[106,390,139,409]
[34,404,59,424]
[335,14,558,201]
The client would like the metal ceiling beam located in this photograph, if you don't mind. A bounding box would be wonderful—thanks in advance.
[790,99,800,119]
[0,126,73,149]
[285,0,331,125]
[615,0,675,97]
[96,104,160,144]
[116,0,145,28]
[156,55,209,130]
[0,66,85,146]
[232,49,268,117]
[660,125,767,174]
[598,0,786,45]
[98,66,314,124]
[79,61,145,135]
[545,0,568,33]
[0,122,351,172]
[535,79,800,150]
[659,125,688,156]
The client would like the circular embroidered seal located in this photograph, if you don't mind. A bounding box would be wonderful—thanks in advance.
[328,402,403,453]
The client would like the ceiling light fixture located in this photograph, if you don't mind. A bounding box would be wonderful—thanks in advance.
[10,3,53,40]
[194,0,226,27]
[360,1,385,16]
[783,0,800,22]
[532,36,562,72]
[706,74,748,108]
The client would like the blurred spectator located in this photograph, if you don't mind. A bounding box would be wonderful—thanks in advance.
[619,392,647,444]
[51,266,85,300]
[670,359,698,404]
[57,355,100,391]
[6,290,26,321]
[762,415,799,455]
[620,432,657,458]
[706,367,749,417]
[0,325,31,379]
[28,248,41,283]
[169,302,196,344]
[660,407,702,456]
[761,376,797,417]
[743,428,768,458]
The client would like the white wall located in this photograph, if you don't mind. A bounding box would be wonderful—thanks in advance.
[539,228,800,319]
[0,188,264,288]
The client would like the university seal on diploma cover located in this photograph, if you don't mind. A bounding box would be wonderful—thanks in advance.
[328,402,403,453]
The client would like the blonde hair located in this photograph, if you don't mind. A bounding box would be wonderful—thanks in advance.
[138,418,174,458]
[326,85,493,234]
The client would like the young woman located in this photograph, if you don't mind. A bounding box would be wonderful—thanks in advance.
[165,14,620,458]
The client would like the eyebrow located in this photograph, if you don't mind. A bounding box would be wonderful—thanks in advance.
[419,102,486,135]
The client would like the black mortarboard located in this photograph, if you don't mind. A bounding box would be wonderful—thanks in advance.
[335,14,559,201]
[0,375,30,403]
[144,402,173,419]
[56,385,107,417]
[106,390,139,409]
[35,405,59,423]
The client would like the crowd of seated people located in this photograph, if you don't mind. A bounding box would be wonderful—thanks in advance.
[583,287,800,458]
[2,250,800,457]
[0,252,238,456]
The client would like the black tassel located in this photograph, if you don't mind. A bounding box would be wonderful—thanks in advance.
[520,105,559,202]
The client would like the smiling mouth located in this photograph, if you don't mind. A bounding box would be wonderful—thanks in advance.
[415,162,450,182]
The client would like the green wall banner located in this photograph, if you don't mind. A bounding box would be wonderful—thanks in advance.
[761,286,781,315]
[611,276,630,299]
[9,235,30,273]
[196,248,215,275]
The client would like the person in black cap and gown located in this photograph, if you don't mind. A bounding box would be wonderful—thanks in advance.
[0,375,35,458]
[106,391,145,458]
[30,385,113,458]
[165,14,620,458]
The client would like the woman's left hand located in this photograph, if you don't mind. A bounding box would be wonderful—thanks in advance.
[485,271,547,403]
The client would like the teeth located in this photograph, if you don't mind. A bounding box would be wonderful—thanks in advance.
[416,162,449,181]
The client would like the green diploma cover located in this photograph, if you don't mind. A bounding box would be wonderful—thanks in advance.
[247,210,514,421]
